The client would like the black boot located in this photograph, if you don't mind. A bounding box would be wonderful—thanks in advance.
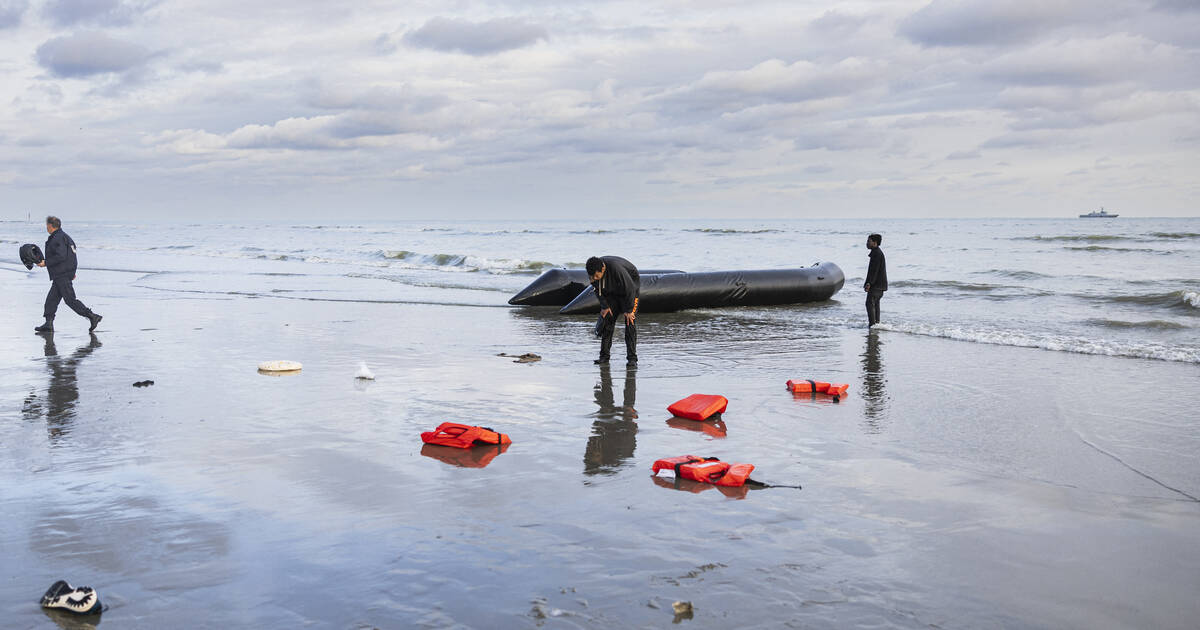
[34,318,53,333]
[88,313,103,332]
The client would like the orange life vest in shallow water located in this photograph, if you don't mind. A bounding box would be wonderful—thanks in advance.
[667,394,728,421]
[787,379,849,397]
[420,422,512,449]
[651,455,754,487]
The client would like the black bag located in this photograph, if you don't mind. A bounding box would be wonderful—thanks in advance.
[19,243,44,269]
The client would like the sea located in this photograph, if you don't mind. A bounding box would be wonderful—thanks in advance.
[1,216,1198,628]
[5,217,1197,363]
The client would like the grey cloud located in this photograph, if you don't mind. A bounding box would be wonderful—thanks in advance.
[900,0,1089,47]
[793,123,886,152]
[403,17,547,55]
[43,0,158,27]
[0,0,28,29]
[1154,0,1200,11]
[981,130,1083,149]
[36,32,151,77]
[809,10,869,37]
[946,149,981,160]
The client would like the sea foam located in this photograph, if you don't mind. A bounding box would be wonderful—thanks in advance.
[875,322,1200,364]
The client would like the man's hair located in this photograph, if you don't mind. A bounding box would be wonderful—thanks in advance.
[585,256,604,275]
[46,216,61,229]
[868,233,882,245]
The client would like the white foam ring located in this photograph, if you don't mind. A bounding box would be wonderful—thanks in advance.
[875,322,1200,364]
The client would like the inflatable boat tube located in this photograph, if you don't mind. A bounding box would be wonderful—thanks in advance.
[508,268,684,306]
[559,262,844,314]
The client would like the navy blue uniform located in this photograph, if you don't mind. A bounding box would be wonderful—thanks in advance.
[864,246,887,326]
[42,229,97,324]
[593,256,640,362]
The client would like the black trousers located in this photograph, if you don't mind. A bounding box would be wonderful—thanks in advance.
[44,277,94,321]
[599,312,637,361]
[865,289,884,326]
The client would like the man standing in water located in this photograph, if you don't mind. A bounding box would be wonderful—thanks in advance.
[35,216,102,333]
[864,233,887,327]
[587,256,639,365]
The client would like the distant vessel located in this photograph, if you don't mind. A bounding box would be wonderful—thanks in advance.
[1080,207,1118,218]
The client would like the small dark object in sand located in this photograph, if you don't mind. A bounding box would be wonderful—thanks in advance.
[497,352,541,363]
[132,380,155,388]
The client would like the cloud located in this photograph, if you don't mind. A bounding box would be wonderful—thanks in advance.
[36,31,151,77]
[403,17,547,55]
[0,0,27,29]
[946,149,981,159]
[981,34,1198,89]
[900,0,1091,47]
[42,0,158,27]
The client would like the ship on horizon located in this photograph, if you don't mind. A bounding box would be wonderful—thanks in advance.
[1080,207,1119,218]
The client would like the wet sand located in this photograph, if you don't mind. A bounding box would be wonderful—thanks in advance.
[2,267,1199,629]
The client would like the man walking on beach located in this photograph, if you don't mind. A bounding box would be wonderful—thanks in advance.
[35,216,102,333]
[864,233,887,327]
[587,256,639,365]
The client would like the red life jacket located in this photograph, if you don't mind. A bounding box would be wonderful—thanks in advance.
[787,379,849,397]
[651,455,754,487]
[667,394,728,421]
[420,422,512,449]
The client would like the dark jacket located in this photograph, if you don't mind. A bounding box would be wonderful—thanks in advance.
[865,247,887,292]
[593,256,640,314]
[44,229,79,281]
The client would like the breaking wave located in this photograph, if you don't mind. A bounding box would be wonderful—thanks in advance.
[1065,245,1169,253]
[379,250,556,274]
[685,228,783,234]
[1018,235,1131,242]
[1148,232,1200,239]
[1085,290,1200,311]
[1085,318,1187,330]
[876,322,1200,363]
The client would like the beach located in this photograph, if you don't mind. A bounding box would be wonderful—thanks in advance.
[2,219,1199,628]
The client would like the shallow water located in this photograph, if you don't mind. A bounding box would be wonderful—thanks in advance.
[2,219,1199,628]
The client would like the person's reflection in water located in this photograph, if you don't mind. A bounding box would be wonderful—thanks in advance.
[860,331,888,433]
[583,363,638,476]
[22,333,102,442]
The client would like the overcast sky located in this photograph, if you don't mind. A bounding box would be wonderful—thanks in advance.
[1,0,1197,219]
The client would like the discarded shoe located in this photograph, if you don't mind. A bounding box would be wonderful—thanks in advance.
[40,580,101,615]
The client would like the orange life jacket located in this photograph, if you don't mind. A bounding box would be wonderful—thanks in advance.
[420,422,512,449]
[651,455,754,487]
[667,394,728,421]
[786,379,849,397]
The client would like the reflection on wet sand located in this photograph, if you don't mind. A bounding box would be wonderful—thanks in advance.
[420,442,510,468]
[43,608,102,630]
[584,364,638,476]
[665,416,728,438]
[22,333,101,442]
[861,331,888,433]
[649,473,750,500]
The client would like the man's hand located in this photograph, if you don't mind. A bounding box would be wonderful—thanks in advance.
[600,307,613,319]
[37,261,45,267]
[863,283,870,292]
[624,312,636,324]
